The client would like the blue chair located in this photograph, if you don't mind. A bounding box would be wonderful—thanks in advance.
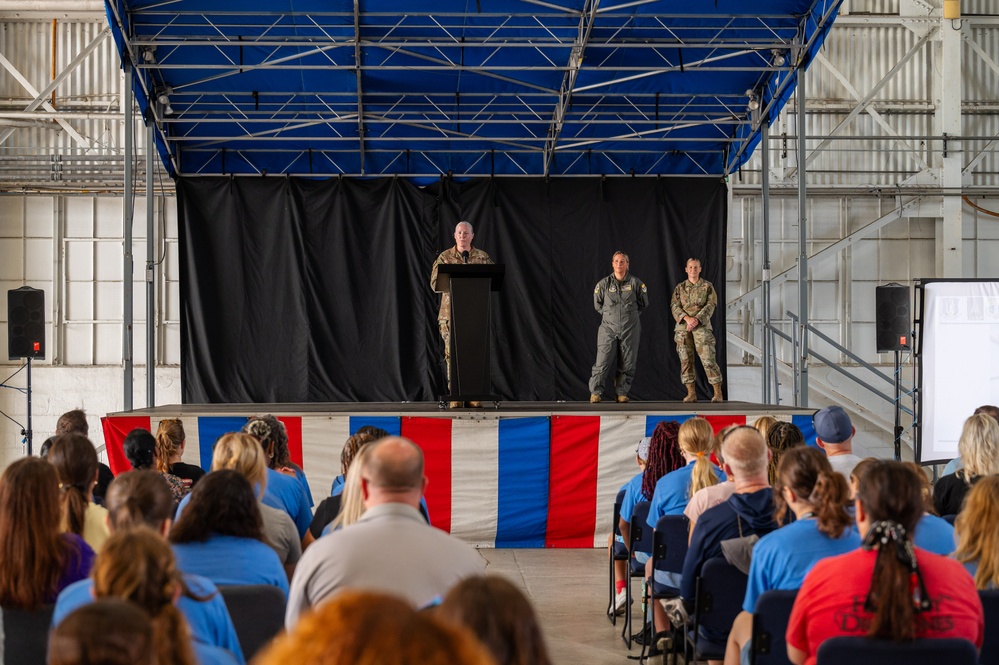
[684,557,748,664]
[639,514,689,665]
[607,488,628,626]
[816,637,978,665]
[750,589,798,665]
[981,589,999,665]
[219,584,287,661]
[622,500,653,648]
[1,603,54,665]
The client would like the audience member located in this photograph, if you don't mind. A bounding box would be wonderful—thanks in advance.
[723,447,860,665]
[258,590,496,665]
[49,433,111,552]
[155,418,206,488]
[48,599,155,665]
[329,426,390,495]
[38,435,56,459]
[436,575,553,665]
[169,470,289,595]
[242,417,312,538]
[607,435,651,615]
[684,425,737,541]
[52,470,245,664]
[0,457,94,609]
[123,428,189,503]
[786,460,984,665]
[285,437,484,628]
[647,417,723,529]
[56,409,114,501]
[766,421,805,485]
[676,426,778,648]
[942,404,999,475]
[954,475,999,590]
[622,421,683,560]
[933,412,999,516]
[243,414,313,506]
[903,461,956,554]
[92,528,230,665]
[324,441,376,534]
[812,406,862,478]
[209,432,301,571]
[308,429,383,543]
[752,415,779,445]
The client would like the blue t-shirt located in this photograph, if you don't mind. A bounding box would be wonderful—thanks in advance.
[292,466,314,508]
[913,513,955,555]
[648,461,725,528]
[53,574,245,665]
[194,642,241,665]
[618,472,646,542]
[172,534,289,597]
[263,467,313,538]
[942,456,964,476]
[743,518,861,613]
[330,474,346,496]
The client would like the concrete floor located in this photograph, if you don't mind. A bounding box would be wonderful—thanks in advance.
[481,548,661,665]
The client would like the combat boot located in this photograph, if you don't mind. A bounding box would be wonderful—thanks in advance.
[711,384,724,403]
[590,393,602,403]
[682,384,697,403]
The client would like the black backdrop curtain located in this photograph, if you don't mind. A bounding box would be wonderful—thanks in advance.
[178,176,727,403]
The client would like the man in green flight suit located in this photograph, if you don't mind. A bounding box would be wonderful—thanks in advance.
[671,257,723,402]
[430,221,493,409]
[589,251,649,403]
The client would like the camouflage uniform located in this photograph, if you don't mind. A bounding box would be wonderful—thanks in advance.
[671,278,722,385]
[588,272,649,398]
[431,246,493,386]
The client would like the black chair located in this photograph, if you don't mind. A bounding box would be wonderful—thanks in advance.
[1,604,55,665]
[816,636,978,665]
[622,501,654,648]
[638,514,689,665]
[941,513,957,525]
[218,584,287,661]
[750,589,798,665]
[981,589,999,665]
[684,557,748,664]
[608,488,628,625]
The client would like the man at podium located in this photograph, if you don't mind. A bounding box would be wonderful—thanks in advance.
[430,221,494,408]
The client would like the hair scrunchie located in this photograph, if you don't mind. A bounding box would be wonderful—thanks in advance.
[862,520,932,613]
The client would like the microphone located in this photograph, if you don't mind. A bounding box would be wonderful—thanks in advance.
[461,250,470,264]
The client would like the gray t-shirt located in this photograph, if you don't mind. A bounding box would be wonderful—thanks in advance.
[827,453,863,479]
[260,501,302,565]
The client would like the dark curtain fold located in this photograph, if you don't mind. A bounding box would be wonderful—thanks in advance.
[178,176,726,403]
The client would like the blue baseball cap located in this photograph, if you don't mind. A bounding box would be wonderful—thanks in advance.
[813,406,853,444]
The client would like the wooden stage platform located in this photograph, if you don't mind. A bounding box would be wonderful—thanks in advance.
[101,400,815,548]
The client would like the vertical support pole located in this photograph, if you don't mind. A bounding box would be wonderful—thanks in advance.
[761,122,772,404]
[26,357,33,455]
[894,350,902,461]
[938,18,963,277]
[145,120,155,407]
[796,71,809,407]
[122,59,134,411]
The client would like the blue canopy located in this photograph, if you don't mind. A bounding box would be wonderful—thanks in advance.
[104,0,841,180]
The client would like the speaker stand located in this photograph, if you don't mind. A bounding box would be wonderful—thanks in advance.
[893,350,902,461]
[25,357,33,456]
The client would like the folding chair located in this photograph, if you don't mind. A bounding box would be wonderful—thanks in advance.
[637,514,689,665]
[1,603,55,665]
[219,584,287,661]
[684,557,748,664]
[622,500,654,648]
[981,589,999,665]
[816,637,978,665]
[750,589,798,665]
[608,488,628,626]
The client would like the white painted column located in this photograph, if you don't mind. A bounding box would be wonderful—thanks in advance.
[937,12,963,277]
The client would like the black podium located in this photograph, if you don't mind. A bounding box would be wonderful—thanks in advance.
[434,264,505,401]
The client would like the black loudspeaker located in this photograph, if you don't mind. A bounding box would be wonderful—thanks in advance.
[876,284,910,353]
[7,286,45,360]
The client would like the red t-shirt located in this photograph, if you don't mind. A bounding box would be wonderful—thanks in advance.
[786,547,983,665]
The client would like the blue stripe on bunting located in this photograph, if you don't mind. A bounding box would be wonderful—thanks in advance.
[496,417,550,548]
[196,416,251,468]
[792,414,818,447]
[645,414,694,436]
[348,416,402,437]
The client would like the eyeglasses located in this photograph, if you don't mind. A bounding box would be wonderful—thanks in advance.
[721,424,759,444]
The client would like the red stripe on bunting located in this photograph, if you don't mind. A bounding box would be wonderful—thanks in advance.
[700,414,748,434]
[546,415,600,548]
[100,416,152,475]
[401,417,452,533]
[276,416,303,468]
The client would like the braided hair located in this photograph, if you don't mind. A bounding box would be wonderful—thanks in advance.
[641,421,683,501]
[766,422,804,485]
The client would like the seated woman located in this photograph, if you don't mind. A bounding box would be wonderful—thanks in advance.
[93,528,238,665]
[723,446,860,665]
[49,598,155,665]
[787,460,984,665]
[124,428,189,504]
[954,475,999,590]
[933,413,999,516]
[49,433,111,552]
[209,432,301,574]
[0,457,94,609]
[242,416,313,538]
[156,418,207,489]
[52,470,245,665]
[169,470,289,596]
